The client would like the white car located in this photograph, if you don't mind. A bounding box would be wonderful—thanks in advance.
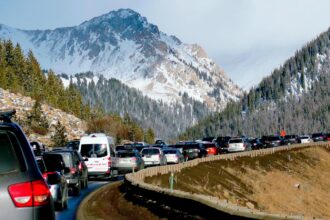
[227,138,246,152]
[79,133,117,178]
[141,147,167,166]
[163,148,184,164]
[298,135,313,144]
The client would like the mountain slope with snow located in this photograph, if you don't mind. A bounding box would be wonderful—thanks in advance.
[0,9,241,110]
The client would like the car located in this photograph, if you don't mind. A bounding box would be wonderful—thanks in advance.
[43,149,88,196]
[124,142,149,153]
[282,135,299,145]
[65,139,80,150]
[227,137,247,152]
[141,147,167,166]
[162,148,184,164]
[261,135,283,148]
[115,145,126,152]
[326,133,330,142]
[182,142,208,160]
[198,141,218,156]
[36,157,68,210]
[79,133,117,179]
[0,110,55,220]
[30,141,46,157]
[248,138,265,150]
[311,133,326,142]
[214,136,231,153]
[113,150,145,174]
[298,135,313,144]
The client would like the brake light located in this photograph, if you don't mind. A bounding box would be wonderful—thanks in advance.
[70,167,77,174]
[78,162,83,171]
[8,180,50,207]
[131,157,137,162]
[107,157,111,166]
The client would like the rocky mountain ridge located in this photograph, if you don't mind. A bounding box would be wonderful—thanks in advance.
[0,9,242,111]
[0,88,86,145]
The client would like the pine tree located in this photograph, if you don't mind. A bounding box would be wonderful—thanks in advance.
[51,121,68,147]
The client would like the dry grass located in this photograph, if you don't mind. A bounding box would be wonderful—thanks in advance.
[145,147,330,219]
[81,182,162,220]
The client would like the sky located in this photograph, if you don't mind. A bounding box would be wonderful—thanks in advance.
[0,0,330,89]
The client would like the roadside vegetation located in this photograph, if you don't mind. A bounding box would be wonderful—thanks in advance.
[145,146,330,219]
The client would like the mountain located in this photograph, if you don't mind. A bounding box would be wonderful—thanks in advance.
[60,72,211,139]
[181,28,330,139]
[0,9,241,110]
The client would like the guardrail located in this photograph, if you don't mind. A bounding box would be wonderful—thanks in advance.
[125,142,330,219]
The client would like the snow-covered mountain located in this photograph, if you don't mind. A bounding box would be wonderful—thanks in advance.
[0,9,242,110]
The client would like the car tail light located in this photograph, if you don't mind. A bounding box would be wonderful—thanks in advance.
[131,157,137,162]
[70,167,77,174]
[8,180,50,207]
[78,162,83,171]
[107,157,111,166]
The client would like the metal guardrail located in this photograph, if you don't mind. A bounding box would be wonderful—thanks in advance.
[125,142,330,219]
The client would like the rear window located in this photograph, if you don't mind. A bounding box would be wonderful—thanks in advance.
[203,143,216,148]
[59,153,73,167]
[269,136,281,141]
[184,144,199,150]
[141,148,160,155]
[229,139,243,143]
[0,131,21,174]
[81,144,108,158]
[163,150,177,154]
[117,152,135,158]
[43,154,65,172]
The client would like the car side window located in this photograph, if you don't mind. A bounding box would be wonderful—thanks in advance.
[0,131,21,174]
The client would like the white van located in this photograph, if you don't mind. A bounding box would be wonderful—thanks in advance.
[78,133,117,178]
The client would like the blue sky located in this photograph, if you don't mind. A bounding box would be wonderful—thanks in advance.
[1,0,330,89]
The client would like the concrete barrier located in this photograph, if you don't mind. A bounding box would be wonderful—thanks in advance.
[125,142,330,219]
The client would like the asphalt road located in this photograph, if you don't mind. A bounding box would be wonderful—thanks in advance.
[55,180,110,220]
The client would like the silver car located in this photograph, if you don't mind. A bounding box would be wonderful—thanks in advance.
[141,147,167,166]
[114,151,145,174]
[163,148,184,164]
[37,157,69,210]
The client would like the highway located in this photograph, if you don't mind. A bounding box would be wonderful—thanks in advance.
[55,180,110,220]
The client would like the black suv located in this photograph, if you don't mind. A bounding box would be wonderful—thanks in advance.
[43,149,88,195]
[0,110,55,220]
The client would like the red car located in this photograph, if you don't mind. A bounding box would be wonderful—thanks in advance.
[200,142,218,156]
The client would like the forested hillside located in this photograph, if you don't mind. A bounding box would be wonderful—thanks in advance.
[182,28,330,139]
[67,72,210,139]
[0,39,150,144]
[0,39,90,119]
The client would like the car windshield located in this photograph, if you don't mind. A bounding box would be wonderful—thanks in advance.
[312,133,323,137]
[81,144,108,158]
[141,148,160,155]
[0,131,21,174]
[229,139,243,143]
[117,152,135,158]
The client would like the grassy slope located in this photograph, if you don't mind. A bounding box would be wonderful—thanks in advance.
[145,147,330,219]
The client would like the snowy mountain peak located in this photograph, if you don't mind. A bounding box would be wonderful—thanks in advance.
[0,9,242,110]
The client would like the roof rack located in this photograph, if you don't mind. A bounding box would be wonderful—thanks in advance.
[0,109,16,123]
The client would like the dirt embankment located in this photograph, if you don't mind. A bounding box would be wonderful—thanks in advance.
[145,147,330,219]
[78,182,162,220]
